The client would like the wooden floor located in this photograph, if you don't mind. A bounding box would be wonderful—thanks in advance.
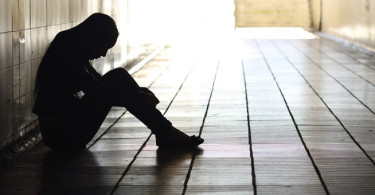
[1,28,375,195]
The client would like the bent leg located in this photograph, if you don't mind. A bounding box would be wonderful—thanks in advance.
[72,67,204,148]
[99,68,203,147]
[99,68,172,134]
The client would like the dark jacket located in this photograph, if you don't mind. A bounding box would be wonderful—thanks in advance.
[32,31,101,115]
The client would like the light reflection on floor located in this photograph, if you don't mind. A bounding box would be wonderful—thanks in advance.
[236,27,317,39]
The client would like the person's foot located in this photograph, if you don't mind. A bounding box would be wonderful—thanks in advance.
[155,126,204,148]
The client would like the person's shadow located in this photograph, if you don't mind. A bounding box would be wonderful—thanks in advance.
[38,147,109,194]
[0,144,89,195]
[144,147,204,194]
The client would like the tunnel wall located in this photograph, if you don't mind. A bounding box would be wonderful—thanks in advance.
[312,0,375,50]
[234,0,312,28]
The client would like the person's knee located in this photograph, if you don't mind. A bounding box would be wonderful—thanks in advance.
[102,68,130,84]
[107,67,129,78]
[102,67,139,90]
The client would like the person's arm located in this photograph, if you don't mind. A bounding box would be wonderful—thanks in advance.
[66,58,101,97]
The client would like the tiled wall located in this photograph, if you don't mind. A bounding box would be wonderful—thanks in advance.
[0,0,162,150]
[314,0,375,50]
[310,0,375,51]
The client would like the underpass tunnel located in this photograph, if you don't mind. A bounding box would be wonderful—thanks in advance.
[0,2,375,194]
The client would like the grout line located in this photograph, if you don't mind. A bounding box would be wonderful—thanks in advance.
[255,40,330,195]
[278,41,375,166]
[182,56,220,195]
[241,60,257,195]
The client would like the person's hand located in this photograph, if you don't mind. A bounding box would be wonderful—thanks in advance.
[139,87,159,107]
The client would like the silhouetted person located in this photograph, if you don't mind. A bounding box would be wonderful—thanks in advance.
[32,13,203,150]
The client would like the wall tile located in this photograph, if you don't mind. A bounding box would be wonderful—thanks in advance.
[69,0,82,23]
[12,0,20,31]
[47,25,61,44]
[25,93,36,126]
[38,27,48,58]
[18,96,26,131]
[20,61,32,97]
[0,32,13,69]
[47,0,61,25]
[19,0,31,29]
[81,0,88,19]
[60,23,74,31]
[111,0,121,21]
[31,27,47,59]
[60,0,69,24]
[13,0,31,30]
[0,67,13,106]
[30,28,38,60]
[100,0,112,15]
[31,58,40,93]
[86,0,99,16]
[31,0,47,28]
[0,0,12,33]
[12,32,20,65]
[13,65,20,99]
[20,30,31,63]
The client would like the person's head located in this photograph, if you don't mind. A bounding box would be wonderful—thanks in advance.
[74,13,119,60]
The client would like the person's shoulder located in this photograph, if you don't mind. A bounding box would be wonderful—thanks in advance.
[53,30,70,43]
[49,29,75,51]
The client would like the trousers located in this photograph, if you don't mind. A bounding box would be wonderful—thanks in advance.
[39,68,172,149]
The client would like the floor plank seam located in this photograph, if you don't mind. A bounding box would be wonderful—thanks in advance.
[328,57,375,87]
[292,59,375,166]
[284,54,375,167]
[182,57,220,195]
[242,59,258,195]
[316,36,375,73]
[109,50,177,194]
[256,40,331,195]
[312,42,375,87]
[109,133,153,195]
[111,50,203,194]
[3,29,375,195]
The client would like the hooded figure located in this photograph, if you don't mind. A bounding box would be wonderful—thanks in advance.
[33,13,203,149]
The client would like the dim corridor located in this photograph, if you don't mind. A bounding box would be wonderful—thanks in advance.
[1,28,375,195]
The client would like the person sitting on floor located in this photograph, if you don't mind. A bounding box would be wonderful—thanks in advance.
[32,13,204,150]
